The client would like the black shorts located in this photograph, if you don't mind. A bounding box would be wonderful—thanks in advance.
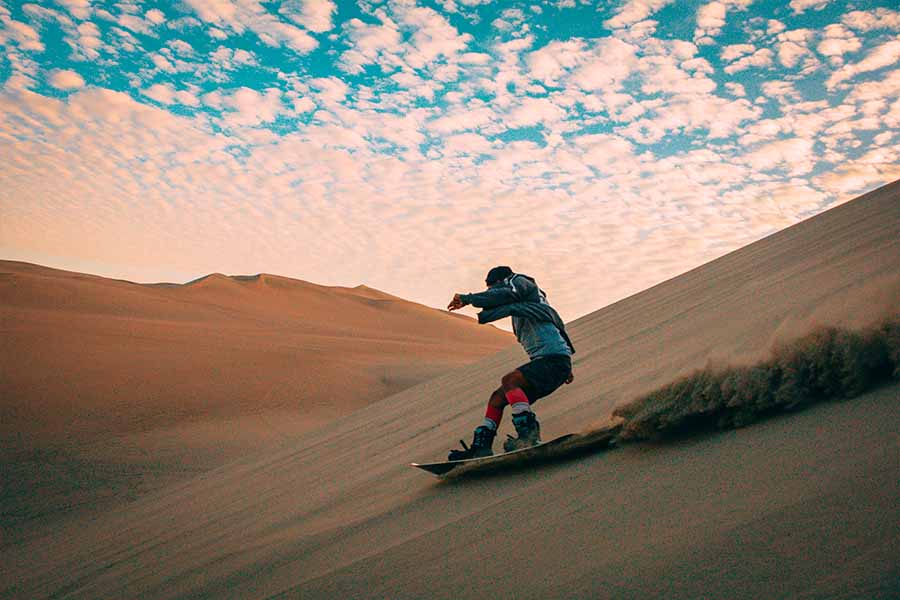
[517,354,572,403]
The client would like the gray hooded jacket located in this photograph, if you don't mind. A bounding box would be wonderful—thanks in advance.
[460,274,575,360]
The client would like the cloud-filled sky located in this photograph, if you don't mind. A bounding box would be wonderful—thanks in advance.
[1,0,898,321]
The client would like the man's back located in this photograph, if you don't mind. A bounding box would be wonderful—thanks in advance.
[460,272,574,360]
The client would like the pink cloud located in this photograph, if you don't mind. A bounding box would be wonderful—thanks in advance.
[182,0,317,53]
[2,18,45,51]
[604,0,674,29]
[789,0,831,15]
[339,17,401,74]
[506,97,567,128]
[724,48,774,74]
[54,0,92,20]
[221,87,284,126]
[280,0,336,33]
[694,0,752,40]
[841,8,900,32]
[527,39,587,85]
[49,69,85,90]
[827,39,900,88]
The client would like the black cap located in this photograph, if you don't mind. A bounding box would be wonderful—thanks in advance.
[485,266,513,286]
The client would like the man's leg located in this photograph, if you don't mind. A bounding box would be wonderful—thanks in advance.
[449,370,534,461]
[501,370,532,416]
[482,370,531,429]
[501,369,541,450]
[482,387,508,431]
[448,387,505,461]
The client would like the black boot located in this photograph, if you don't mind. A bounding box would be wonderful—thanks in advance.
[448,425,496,461]
[503,411,541,452]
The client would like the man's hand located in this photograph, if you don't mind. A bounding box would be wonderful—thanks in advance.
[447,293,467,311]
[565,370,575,384]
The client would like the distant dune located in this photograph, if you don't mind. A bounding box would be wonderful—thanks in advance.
[2,180,898,599]
[0,262,512,534]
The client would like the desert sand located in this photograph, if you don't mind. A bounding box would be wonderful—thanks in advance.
[2,180,898,599]
[0,264,511,537]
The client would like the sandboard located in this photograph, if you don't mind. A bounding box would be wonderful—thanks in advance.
[411,419,623,478]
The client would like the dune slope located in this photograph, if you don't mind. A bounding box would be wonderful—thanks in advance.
[2,180,898,599]
[0,263,511,536]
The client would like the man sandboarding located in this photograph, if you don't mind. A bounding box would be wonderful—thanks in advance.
[446,266,575,461]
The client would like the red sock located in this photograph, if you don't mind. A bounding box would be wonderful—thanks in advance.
[504,388,529,406]
[485,404,504,427]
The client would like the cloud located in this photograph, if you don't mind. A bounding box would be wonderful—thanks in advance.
[771,27,818,70]
[777,40,807,68]
[789,0,831,15]
[146,9,166,25]
[220,87,284,126]
[604,0,674,29]
[53,0,92,20]
[827,39,900,88]
[143,83,200,107]
[843,68,900,105]
[168,39,195,56]
[339,5,472,77]
[280,0,337,33]
[459,51,491,64]
[815,162,900,196]
[617,94,761,142]
[48,69,85,90]
[570,38,640,91]
[210,46,259,71]
[73,21,103,59]
[308,77,348,107]
[116,11,156,35]
[182,0,318,53]
[743,137,816,176]
[22,7,103,61]
[427,102,497,134]
[724,82,746,96]
[724,48,774,74]
[151,54,177,73]
[721,43,755,62]
[442,132,494,156]
[572,133,637,174]
[398,4,473,69]
[761,80,802,104]
[339,16,402,74]
[290,96,316,114]
[258,20,318,53]
[506,96,567,128]
[841,8,900,32]
[1,17,45,51]
[492,8,529,36]
[526,39,587,85]
[767,19,786,35]
[817,24,861,61]
[694,0,752,41]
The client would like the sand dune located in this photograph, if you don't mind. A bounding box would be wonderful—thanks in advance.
[2,180,898,598]
[0,262,512,536]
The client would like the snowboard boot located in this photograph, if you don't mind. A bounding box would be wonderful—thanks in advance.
[448,425,496,461]
[503,411,541,452]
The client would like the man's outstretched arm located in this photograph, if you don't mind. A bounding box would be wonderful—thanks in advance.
[448,276,534,311]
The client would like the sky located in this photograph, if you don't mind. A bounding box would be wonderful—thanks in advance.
[1,0,898,322]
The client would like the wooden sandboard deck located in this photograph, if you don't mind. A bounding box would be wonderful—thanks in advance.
[412,418,623,478]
